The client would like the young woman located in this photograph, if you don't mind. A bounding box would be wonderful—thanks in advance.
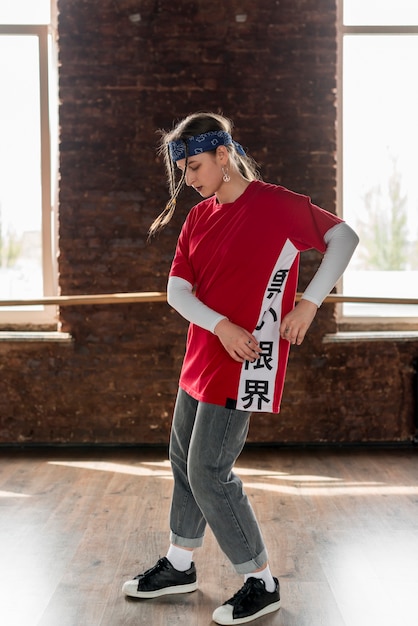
[122,112,359,625]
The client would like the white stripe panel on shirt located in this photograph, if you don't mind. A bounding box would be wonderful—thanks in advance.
[236,239,299,412]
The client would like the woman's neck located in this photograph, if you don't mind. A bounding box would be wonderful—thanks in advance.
[215,175,251,205]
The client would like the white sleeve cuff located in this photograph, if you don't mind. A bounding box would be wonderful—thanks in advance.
[167,276,227,333]
[301,222,359,306]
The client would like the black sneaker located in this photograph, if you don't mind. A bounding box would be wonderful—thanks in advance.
[122,557,197,598]
[212,577,281,625]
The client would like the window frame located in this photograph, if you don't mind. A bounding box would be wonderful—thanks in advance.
[0,12,58,328]
[336,0,418,329]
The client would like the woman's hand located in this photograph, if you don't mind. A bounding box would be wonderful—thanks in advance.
[279,299,318,345]
[214,319,262,363]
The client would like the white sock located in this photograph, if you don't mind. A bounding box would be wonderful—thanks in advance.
[245,564,276,593]
[166,544,193,572]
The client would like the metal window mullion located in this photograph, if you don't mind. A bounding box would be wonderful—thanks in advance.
[335,0,345,314]
[38,26,54,298]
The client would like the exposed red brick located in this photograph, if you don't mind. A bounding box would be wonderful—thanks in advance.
[0,0,416,444]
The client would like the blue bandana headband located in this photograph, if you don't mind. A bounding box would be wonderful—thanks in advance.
[168,130,246,162]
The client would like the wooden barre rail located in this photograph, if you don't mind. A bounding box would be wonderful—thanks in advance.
[0,292,167,307]
[1,292,418,307]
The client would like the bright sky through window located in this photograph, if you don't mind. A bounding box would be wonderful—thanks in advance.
[0,1,50,24]
[344,0,418,26]
[0,2,56,317]
[341,2,418,318]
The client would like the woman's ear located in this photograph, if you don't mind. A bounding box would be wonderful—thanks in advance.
[216,145,229,164]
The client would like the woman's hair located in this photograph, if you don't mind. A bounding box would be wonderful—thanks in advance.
[148,112,261,237]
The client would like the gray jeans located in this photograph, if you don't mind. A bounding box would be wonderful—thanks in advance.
[169,388,268,574]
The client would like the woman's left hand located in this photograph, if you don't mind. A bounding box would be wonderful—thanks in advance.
[214,318,262,363]
[279,299,318,345]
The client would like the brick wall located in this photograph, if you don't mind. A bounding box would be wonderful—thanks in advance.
[0,0,416,444]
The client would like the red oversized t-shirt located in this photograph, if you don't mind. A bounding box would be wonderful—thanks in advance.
[169,180,342,413]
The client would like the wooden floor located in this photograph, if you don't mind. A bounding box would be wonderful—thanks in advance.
[1,446,418,626]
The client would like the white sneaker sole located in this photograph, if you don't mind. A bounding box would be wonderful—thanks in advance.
[122,580,198,598]
[212,599,281,625]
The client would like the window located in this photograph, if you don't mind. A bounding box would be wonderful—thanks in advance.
[0,1,58,327]
[338,0,418,321]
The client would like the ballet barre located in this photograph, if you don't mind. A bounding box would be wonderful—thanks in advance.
[0,292,418,307]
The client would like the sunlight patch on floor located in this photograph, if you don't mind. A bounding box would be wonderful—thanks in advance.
[48,460,172,476]
[0,490,31,498]
[46,461,418,496]
[244,481,418,496]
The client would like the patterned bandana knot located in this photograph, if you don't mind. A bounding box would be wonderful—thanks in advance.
[168,131,246,162]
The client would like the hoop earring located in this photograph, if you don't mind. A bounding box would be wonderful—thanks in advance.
[222,166,231,183]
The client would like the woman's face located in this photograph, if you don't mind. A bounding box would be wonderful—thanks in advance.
[176,150,225,198]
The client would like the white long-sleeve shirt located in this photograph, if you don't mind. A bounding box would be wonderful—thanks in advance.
[167,221,359,333]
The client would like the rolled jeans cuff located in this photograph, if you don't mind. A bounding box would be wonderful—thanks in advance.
[233,548,269,575]
[170,531,205,549]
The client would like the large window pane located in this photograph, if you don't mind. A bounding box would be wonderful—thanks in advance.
[0,35,43,305]
[342,35,418,317]
[344,0,418,26]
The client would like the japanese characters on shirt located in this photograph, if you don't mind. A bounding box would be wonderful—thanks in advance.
[236,239,299,412]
